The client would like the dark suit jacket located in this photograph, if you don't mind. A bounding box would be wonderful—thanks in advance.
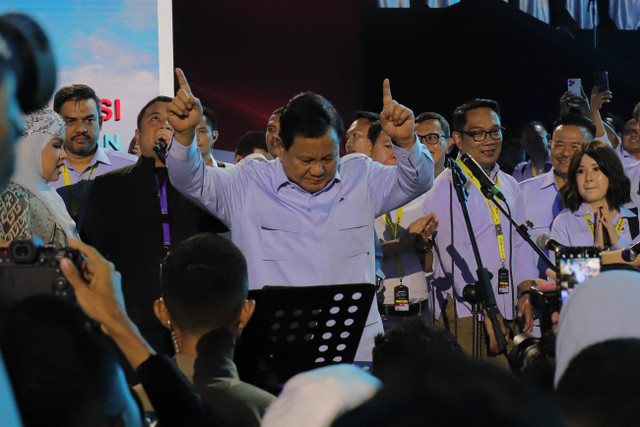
[81,156,227,331]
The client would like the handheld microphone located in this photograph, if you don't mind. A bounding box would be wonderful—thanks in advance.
[153,139,168,164]
[153,140,167,153]
[536,233,565,253]
[460,153,506,201]
[621,241,640,262]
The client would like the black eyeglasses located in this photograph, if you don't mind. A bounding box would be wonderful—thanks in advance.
[417,133,447,145]
[461,127,505,142]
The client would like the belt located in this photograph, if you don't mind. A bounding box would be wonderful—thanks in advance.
[379,300,427,317]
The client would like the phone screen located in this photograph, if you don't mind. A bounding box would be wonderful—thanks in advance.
[556,247,601,297]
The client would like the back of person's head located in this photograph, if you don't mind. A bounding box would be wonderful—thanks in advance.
[0,295,140,427]
[366,121,383,145]
[415,111,451,137]
[633,101,640,122]
[353,111,379,124]
[555,270,640,385]
[556,338,640,427]
[235,130,269,159]
[202,106,217,132]
[161,233,249,335]
[280,92,344,151]
[553,113,596,139]
[136,95,172,130]
[53,83,100,114]
[372,318,465,385]
[262,364,381,427]
[452,98,500,132]
[332,358,563,427]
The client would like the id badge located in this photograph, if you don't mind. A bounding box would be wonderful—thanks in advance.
[498,267,509,294]
[394,284,409,312]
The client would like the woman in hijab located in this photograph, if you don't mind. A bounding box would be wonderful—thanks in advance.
[0,108,79,245]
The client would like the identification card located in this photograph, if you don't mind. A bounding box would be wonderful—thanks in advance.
[394,284,409,311]
[498,267,510,294]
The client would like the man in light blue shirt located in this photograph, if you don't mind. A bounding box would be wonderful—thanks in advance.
[165,70,434,361]
[518,114,595,277]
[50,84,137,190]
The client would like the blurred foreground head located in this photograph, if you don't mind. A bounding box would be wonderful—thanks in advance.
[0,295,142,426]
[0,12,57,188]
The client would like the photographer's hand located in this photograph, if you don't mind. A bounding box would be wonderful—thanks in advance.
[60,239,155,370]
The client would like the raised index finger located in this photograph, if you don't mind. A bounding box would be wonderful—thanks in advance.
[175,68,193,95]
[382,78,392,104]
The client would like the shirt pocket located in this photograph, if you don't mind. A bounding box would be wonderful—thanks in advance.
[260,216,303,261]
[336,210,371,258]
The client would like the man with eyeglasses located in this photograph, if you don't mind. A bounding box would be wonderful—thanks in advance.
[422,99,538,361]
[512,121,552,182]
[616,119,640,166]
[415,112,451,179]
[518,114,596,277]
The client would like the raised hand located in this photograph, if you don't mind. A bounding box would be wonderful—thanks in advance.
[590,88,613,112]
[168,68,203,145]
[379,79,415,148]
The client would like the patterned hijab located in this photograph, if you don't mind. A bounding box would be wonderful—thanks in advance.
[11,108,79,241]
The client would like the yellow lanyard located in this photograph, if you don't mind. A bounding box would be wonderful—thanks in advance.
[61,162,98,186]
[383,207,404,277]
[583,214,625,239]
[458,159,506,264]
[531,165,537,177]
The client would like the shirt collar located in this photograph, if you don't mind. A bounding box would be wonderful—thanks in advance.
[93,146,112,166]
[540,168,558,189]
[574,203,635,219]
[488,162,500,180]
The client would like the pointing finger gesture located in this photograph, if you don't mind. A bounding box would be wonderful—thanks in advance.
[168,68,203,146]
[379,79,415,148]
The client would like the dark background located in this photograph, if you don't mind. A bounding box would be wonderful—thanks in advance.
[173,0,640,153]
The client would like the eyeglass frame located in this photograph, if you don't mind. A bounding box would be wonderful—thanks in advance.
[459,126,506,142]
[417,133,448,145]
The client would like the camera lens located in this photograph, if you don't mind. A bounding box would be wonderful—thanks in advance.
[13,244,29,258]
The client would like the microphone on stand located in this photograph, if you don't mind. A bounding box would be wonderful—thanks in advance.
[460,153,506,201]
[536,233,566,253]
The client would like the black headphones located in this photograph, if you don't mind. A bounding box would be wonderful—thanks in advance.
[0,13,56,114]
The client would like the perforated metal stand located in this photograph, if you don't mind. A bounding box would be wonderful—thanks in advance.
[234,283,375,395]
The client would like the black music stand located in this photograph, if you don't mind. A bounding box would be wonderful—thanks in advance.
[234,283,375,395]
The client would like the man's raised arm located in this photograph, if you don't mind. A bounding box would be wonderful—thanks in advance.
[165,69,245,224]
[371,79,434,215]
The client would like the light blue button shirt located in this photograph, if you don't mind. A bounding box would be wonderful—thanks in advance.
[49,146,138,189]
[424,164,538,320]
[518,169,563,277]
[551,203,638,249]
[167,135,433,361]
[511,158,552,182]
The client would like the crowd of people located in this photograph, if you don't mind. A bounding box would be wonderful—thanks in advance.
[2,10,640,427]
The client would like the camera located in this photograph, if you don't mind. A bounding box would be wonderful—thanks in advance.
[0,238,85,302]
[0,12,56,113]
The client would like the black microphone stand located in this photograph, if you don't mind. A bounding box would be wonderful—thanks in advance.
[448,158,507,358]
